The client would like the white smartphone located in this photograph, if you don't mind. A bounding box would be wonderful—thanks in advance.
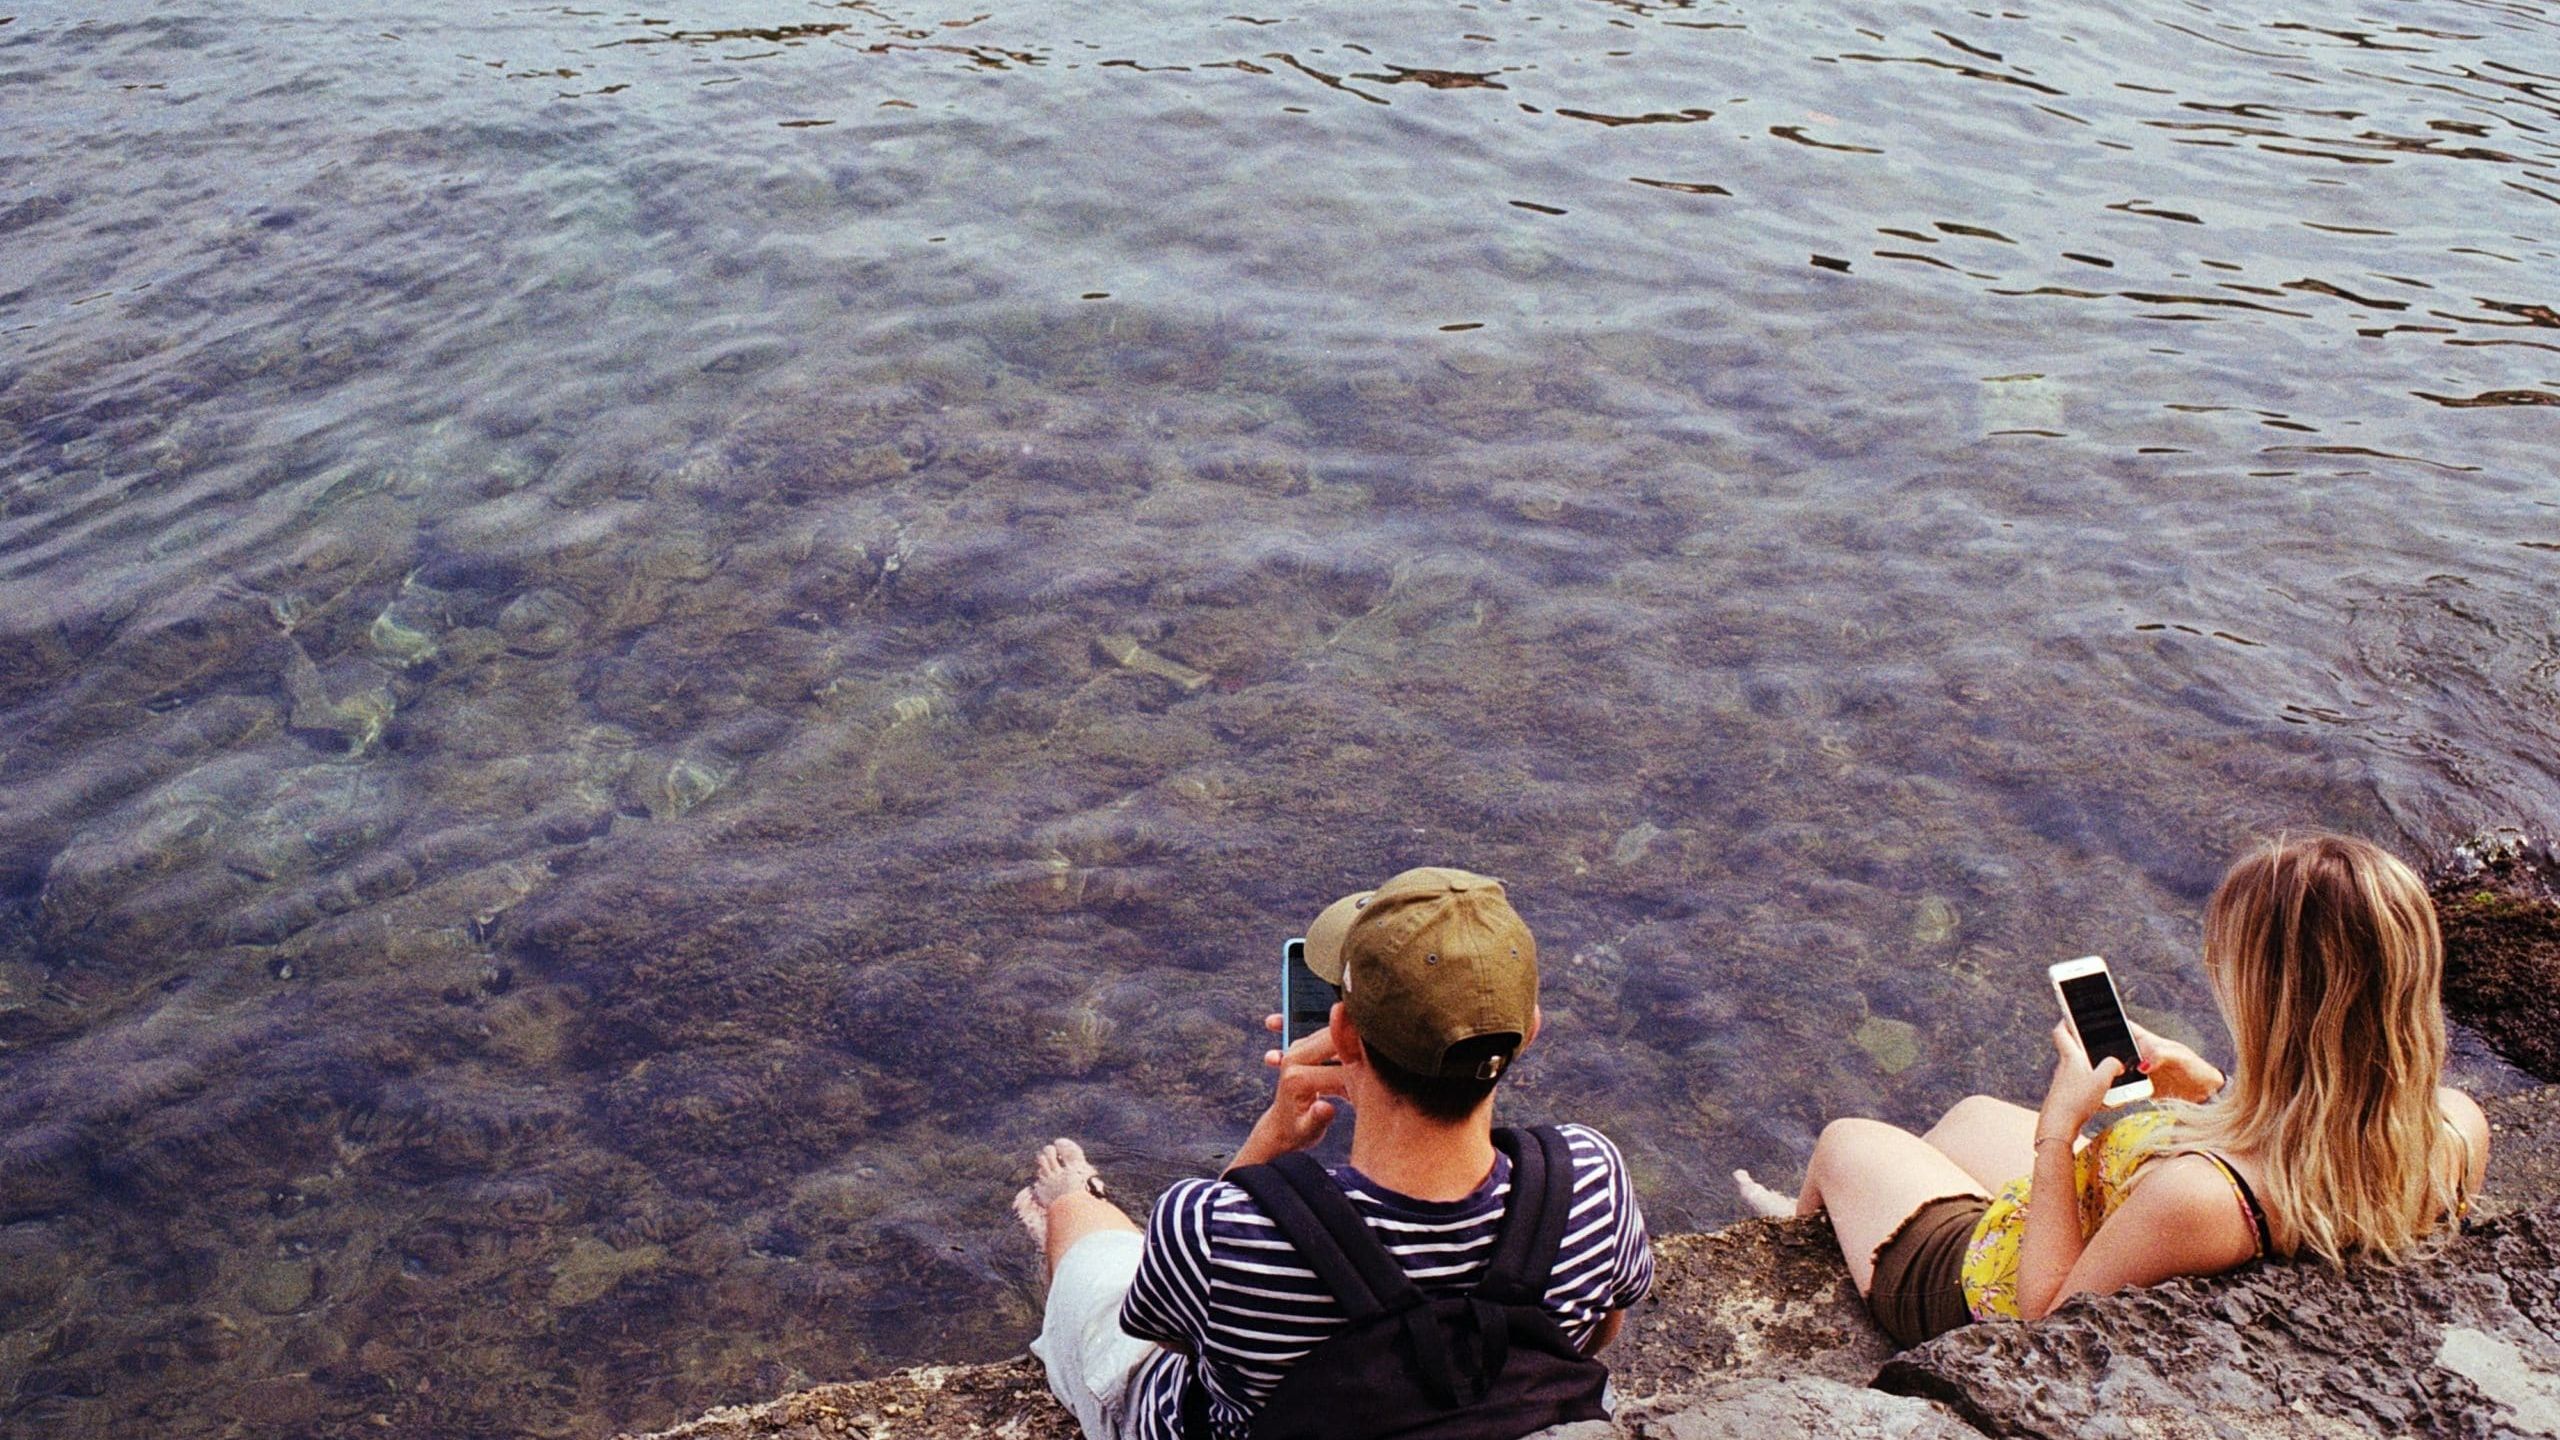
[2048,956,2153,1106]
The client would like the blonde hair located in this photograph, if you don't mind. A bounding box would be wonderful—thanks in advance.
[2167,833,2462,1263]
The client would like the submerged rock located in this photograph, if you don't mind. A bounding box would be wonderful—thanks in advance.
[498,589,582,656]
[1908,896,1960,947]
[281,637,393,755]
[1094,634,1211,692]
[1610,822,1666,868]
[1853,1015,1922,1076]
[242,1257,316,1314]
[367,608,439,669]
[0,1222,73,1326]
[656,758,726,819]
[550,1236,668,1308]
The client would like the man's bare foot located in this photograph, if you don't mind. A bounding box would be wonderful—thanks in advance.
[1011,1186,1049,1245]
[1733,1167,1797,1219]
[1012,1138,1102,1246]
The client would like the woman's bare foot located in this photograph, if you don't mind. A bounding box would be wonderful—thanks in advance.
[1012,1138,1102,1247]
[1733,1167,1797,1219]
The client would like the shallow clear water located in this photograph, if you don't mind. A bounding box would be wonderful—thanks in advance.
[2,0,2556,1434]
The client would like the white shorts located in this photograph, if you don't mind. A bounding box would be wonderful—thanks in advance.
[1030,1231,1158,1440]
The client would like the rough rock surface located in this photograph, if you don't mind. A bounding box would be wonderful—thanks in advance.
[623,1215,1914,1439]
[636,1358,1076,1440]
[1603,1213,1894,1398]
[1876,1198,2560,1439]
[2486,1082,2560,1217]
[628,1088,2560,1440]
[1626,1377,1979,1438]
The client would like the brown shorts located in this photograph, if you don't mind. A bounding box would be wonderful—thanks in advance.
[1866,1194,1985,1348]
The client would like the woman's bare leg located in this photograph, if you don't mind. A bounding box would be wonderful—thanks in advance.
[1921,1095,2040,1192]
[1782,1118,1989,1294]
[1013,1139,1139,1281]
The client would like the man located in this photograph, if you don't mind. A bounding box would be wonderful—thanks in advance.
[1014,867,1654,1440]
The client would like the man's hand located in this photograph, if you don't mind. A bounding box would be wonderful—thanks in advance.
[2128,1020,2224,1104]
[1226,1013,1349,1173]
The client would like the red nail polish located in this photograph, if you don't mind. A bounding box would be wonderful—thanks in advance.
[2138,1060,2154,1073]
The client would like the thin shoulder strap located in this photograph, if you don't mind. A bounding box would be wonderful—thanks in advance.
[1477,1126,1575,1304]
[2192,1151,2274,1257]
[1225,1153,1423,1320]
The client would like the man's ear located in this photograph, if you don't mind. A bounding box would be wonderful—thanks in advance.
[1329,1002,1365,1067]
[1522,1004,1542,1051]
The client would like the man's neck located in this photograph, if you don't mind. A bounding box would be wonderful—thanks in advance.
[1345,1099,1499,1203]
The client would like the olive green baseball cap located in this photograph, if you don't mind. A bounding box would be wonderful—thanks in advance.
[1303,867,1538,1080]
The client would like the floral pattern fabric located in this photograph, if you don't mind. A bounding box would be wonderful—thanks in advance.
[1959,1108,2174,1320]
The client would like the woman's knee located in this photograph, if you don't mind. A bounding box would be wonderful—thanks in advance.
[1809,1117,1901,1180]
[1926,1094,2015,1137]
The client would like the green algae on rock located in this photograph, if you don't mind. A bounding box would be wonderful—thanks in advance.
[551,1236,670,1309]
[1908,896,1960,947]
[368,605,441,670]
[2433,844,2560,1083]
[1852,1015,1923,1076]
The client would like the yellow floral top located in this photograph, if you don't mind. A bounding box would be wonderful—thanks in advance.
[1960,1109,2178,1321]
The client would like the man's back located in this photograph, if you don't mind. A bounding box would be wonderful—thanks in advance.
[1116,1123,1653,1440]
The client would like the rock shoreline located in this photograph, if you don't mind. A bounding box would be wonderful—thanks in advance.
[626,1081,2560,1440]
[628,859,2560,1440]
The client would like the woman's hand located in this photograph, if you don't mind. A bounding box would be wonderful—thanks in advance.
[2128,1020,2224,1104]
[1227,1013,1349,1172]
[2037,1020,2125,1142]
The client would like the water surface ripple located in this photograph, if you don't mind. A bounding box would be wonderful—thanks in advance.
[2,0,2556,1434]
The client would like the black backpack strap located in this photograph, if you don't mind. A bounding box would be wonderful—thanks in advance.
[1226,1153,1424,1321]
[1477,1126,1576,1305]
[1226,1153,1469,1406]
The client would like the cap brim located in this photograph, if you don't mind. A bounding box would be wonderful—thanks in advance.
[1302,890,1371,985]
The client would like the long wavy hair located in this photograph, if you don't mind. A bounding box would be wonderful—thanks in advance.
[2170,833,2464,1263]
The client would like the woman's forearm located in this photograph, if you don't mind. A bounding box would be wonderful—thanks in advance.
[2015,1131,2086,1320]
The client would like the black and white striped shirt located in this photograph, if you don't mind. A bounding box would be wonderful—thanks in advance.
[1116,1125,1653,1440]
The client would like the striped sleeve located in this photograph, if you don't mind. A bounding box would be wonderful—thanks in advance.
[1120,1177,1224,1349]
[1114,1127,1653,1437]
[1563,1123,1655,1312]
[1543,1124,1654,1327]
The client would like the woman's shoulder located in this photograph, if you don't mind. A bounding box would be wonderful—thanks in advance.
[2437,1086,2488,1137]
[2438,1086,2492,1186]
[2128,1148,2251,1198]
[2112,1152,2266,1265]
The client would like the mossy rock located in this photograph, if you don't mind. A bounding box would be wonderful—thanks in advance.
[2432,863,2560,1083]
[1852,1016,1922,1076]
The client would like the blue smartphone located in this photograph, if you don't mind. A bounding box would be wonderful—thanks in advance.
[1281,938,1336,1049]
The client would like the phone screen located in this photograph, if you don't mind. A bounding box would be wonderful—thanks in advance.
[1282,939,1335,1048]
[2057,970,2144,1077]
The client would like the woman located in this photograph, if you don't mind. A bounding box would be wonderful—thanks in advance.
[1734,832,2493,1347]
